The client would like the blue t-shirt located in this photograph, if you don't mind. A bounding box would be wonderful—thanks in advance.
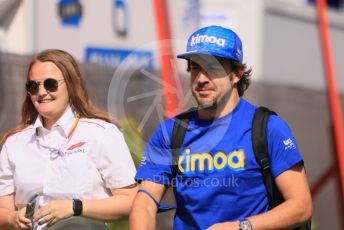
[135,98,303,230]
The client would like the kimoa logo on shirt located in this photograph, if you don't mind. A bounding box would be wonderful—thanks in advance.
[190,34,226,47]
[178,148,245,174]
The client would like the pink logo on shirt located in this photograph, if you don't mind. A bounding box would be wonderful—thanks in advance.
[67,142,86,150]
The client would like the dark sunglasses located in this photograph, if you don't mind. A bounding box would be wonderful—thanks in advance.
[25,78,64,95]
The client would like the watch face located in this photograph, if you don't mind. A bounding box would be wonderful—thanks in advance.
[240,220,252,230]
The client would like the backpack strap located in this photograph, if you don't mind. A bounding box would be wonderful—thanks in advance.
[251,106,278,209]
[139,109,194,214]
[252,107,312,229]
[171,108,195,176]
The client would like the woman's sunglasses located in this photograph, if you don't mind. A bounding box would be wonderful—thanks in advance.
[25,78,64,95]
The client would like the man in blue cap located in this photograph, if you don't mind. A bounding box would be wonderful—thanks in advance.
[130,25,312,230]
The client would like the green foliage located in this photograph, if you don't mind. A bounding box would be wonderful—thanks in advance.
[108,219,128,230]
[119,117,144,168]
[108,117,143,230]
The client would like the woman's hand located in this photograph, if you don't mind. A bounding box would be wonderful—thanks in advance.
[8,207,32,229]
[33,200,74,227]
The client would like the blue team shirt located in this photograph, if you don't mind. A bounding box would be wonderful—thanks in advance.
[135,98,303,230]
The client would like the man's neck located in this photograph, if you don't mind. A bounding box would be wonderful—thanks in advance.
[197,91,240,120]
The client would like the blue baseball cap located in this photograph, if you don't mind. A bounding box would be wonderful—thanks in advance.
[177,25,243,63]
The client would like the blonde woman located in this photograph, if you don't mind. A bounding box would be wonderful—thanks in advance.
[0,49,137,230]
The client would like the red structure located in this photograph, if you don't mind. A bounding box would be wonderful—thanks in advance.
[315,0,344,225]
[152,0,179,118]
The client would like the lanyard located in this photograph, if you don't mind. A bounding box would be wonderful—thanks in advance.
[67,114,80,139]
[36,114,80,159]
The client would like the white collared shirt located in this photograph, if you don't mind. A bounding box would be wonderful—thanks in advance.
[0,108,136,229]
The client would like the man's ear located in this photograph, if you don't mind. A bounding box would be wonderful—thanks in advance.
[231,68,244,85]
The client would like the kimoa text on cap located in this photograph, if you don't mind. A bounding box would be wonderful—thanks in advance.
[190,34,226,47]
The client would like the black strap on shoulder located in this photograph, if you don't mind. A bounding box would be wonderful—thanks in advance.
[252,106,277,209]
[171,109,194,176]
[252,107,311,230]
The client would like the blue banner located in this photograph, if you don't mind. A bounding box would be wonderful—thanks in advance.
[85,47,154,70]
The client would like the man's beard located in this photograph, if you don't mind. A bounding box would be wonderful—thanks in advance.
[197,101,218,111]
[196,89,232,112]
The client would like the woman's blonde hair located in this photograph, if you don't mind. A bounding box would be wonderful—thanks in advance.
[1,49,113,144]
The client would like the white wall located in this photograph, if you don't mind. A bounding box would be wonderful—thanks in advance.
[199,0,265,80]
[35,0,199,68]
[1,0,343,92]
[262,0,344,92]
[0,0,34,55]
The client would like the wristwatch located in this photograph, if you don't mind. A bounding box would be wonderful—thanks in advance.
[239,219,252,230]
[73,199,83,216]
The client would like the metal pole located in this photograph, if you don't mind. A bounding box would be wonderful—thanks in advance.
[316,0,344,224]
[152,0,178,118]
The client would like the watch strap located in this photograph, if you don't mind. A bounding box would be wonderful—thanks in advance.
[239,219,252,230]
[73,199,83,216]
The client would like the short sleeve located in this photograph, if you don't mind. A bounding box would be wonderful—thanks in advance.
[95,125,137,189]
[135,120,174,186]
[0,143,15,196]
[267,115,303,178]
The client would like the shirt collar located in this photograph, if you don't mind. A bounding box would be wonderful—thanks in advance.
[32,106,77,138]
[56,106,77,137]
[33,115,44,130]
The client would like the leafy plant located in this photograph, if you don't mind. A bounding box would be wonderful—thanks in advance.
[108,117,143,230]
